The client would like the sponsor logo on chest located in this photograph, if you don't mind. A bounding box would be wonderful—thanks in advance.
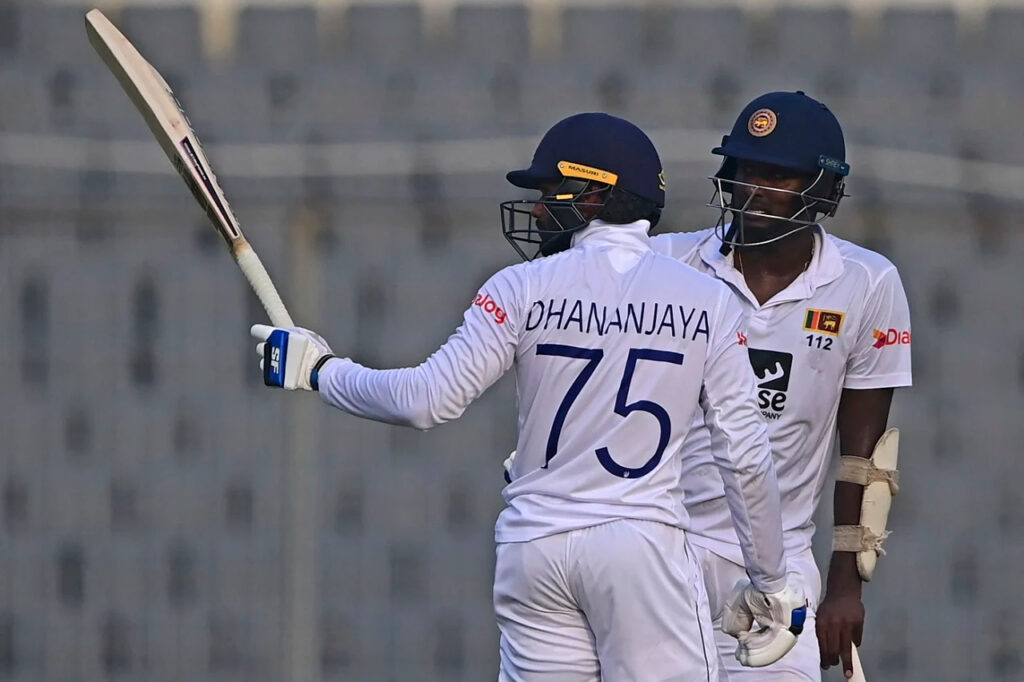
[747,348,793,420]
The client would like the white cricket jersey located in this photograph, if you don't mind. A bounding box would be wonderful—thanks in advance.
[650,225,913,565]
[318,220,787,592]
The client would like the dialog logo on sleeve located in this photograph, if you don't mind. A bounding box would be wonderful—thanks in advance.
[872,328,911,349]
[474,292,507,324]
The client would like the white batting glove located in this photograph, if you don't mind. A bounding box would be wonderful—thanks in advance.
[722,579,807,668]
[251,324,336,391]
[503,450,517,483]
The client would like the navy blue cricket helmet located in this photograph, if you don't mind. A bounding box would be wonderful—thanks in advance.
[710,91,850,247]
[502,113,665,261]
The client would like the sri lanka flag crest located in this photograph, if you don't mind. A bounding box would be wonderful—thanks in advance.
[803,309,844,336]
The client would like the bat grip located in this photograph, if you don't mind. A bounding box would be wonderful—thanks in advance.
[232,239,295,327]
[850,643,867,682]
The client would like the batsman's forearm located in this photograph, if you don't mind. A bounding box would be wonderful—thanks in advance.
[703,339,788,593]
[316,358,448,430]
[826,480,866,596]
[720,463,788,594]
[827,387,895,591]
[314,319,514,430]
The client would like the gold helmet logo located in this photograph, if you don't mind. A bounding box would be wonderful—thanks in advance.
[748,108,778,138]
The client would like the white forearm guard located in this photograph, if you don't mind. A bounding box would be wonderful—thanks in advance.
[832,428,900,581]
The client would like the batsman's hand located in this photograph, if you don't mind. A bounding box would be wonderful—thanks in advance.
[722,580,807,668]
[816,588,865,679]
[251,324,336,391]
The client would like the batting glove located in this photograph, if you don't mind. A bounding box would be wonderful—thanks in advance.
[722,579,807,668]
[503,450,516,484]
[251,324,336,391]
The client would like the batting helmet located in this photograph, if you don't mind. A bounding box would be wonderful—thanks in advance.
[710,91,850,248]
[502,113,665,261]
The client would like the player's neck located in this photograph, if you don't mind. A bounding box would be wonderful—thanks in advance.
[734,229,816,304]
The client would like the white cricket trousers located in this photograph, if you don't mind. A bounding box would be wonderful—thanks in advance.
[494,519,719,682]
[691,544,822,681]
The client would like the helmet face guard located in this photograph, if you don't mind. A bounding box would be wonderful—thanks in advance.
[707,91,851,250]
[502,161,618,261]
[708,158,847,249]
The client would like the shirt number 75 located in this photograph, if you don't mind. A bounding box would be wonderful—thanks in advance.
[536,344,685,479]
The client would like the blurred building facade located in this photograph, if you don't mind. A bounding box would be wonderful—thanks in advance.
[1,2,1023,681]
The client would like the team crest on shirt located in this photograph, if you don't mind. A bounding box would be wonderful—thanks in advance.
[747,349,793,420]
[803,308,844,336]
[747,109,777,137]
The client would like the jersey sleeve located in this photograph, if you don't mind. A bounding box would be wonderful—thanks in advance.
[844,265,913,390]
[315,266,524,430]
[700,289,787,593]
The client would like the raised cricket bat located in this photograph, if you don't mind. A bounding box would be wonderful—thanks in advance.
[85,9,294,327]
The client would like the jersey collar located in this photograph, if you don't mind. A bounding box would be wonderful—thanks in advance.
[572,219,652,251]
[698,224,845,306]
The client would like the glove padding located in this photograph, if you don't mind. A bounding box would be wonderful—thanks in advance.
[503,450,516,484]
[251,324,335,391]
[722,580,807,668]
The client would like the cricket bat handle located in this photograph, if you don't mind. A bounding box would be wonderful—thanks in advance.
[232,239,295,327]
[850,643,867,682]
